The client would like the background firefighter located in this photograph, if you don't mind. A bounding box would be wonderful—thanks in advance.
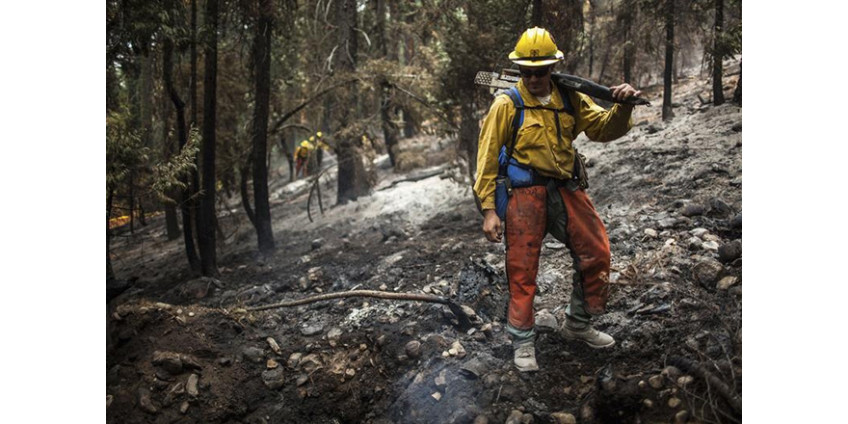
[473,27,643,372]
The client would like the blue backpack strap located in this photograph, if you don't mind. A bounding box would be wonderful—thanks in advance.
[499,87,524,176]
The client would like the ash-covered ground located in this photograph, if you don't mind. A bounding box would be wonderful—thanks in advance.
[108,60,742,424]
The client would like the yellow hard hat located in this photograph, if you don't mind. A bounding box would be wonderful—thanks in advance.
[300,140,310,148]
[508,27,564,67]
[309,136,315,142]
[316,131,323,138]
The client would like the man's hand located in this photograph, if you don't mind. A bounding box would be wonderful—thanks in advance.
[482,209,503,243]
[610,83,642,102]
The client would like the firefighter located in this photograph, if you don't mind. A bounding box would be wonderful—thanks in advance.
[473,27,642,372]
[294,140,314,179]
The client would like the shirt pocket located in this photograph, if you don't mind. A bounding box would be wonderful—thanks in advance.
[516,113,548,156]
[558,112,577,141]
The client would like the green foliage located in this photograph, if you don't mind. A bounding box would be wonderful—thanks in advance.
[151,126,201,205]
[106,108,149,195]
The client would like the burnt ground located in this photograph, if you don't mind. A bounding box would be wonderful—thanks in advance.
[107,59,742,424]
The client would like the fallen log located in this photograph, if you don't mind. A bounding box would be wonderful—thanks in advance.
[245,289,473,331]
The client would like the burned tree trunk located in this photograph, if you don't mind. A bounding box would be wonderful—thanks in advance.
[712,0,725,105]
[334,0,374,203]
[662,0,675,121]
[199,0,219,276]
[460,100,479,179]
[163,38,201,273]
[531,0,543,27]
[251,0,275,255]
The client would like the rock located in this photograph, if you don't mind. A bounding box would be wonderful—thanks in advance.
[658,218,678,229]
[152,351,183,375]
[217,356,232,366]
[644,228,658,238]
[137,388,158,414]
[180,401,190,414]
[262,368,285,390]
[300,321,324,336]
[545,241,566,250]
[648,375,664,389]
[450,341,467,359]
[405,340,422,359]
[730,213,742,229]
[267,337,282,355]
[345,368,356,377]
[702,234,720,242]
[668,397,682,408]
[677,375,694,387]
[662,366,682,381]
[474,415,490,424]
[287,352,303,368]
[701,241,720,251]
[681,204,706,217]
[431,392,442,401]
[717,276,739,290]
[106,394,113,408]
[299,353,322,373]
[709,198,733,216]
[689,228,709,238]
[267,359,279,369]
[693,260,724,288]
[550,412,577,424]
[327,327,343,339]
[505,409,524,424]
[434,369,447,387]
[311,238,325,250]
[534,309,558,332]
[686,237,703,250]
[307,267,323,282]
[642,399,654,408]
[674,410,690,424]
[461,305,479,321]
[521,413,534,424]
[186,373,200,396]
[242,346,265,363]
[296,374,309,386]
[718,240,742,264]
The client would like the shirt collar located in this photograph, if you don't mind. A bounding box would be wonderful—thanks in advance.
[517,79,563,108]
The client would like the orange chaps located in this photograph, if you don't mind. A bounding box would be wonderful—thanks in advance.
[505,185,611,333]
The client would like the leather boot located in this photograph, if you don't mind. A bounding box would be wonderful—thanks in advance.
[561,320,615,348]
[513,341,539,372]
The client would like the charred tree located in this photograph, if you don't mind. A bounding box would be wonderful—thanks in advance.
[163,38,201,273]
[107,188,115,283]
[531,0,543,27]
[460,101,479,178]
[199,0,219,276]
[712,0,725,105]
[376,0,399,167]
[662,0,675,121]
[621,0,636,84]
[335,0,374,204]
[251,0,275,255]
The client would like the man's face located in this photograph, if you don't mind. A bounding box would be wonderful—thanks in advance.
[520,65,552,97]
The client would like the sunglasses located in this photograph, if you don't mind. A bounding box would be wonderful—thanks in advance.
[519,67,552,78]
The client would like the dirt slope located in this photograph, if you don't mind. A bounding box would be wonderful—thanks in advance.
[108,60,742,424]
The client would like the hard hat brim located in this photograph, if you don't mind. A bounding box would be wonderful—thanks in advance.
[509,50,564,67]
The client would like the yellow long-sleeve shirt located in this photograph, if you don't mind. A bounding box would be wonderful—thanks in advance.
[473,79,634,210]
